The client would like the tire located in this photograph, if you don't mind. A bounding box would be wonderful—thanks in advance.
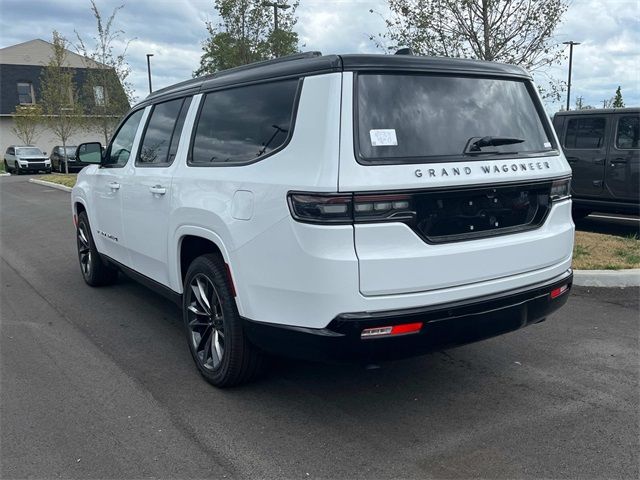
[183,254,263,387]
[46,168,52,174]
[3,159,9,173]
[14,162,21,175]
[76,211,119,286]
[59,161,65,173]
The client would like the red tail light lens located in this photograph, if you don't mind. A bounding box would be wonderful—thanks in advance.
[550,284,569,299]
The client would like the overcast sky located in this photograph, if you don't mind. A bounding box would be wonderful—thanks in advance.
[1,0,638,111]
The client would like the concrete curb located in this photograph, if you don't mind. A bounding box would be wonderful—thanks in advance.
[0,173,10,177]
[573,269,640,287]
[28,178,72,192]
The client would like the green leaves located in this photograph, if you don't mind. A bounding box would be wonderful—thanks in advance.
[195,0,300,76]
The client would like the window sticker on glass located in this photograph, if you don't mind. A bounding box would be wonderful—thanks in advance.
[544,142,552,148]
[370,129,398,147]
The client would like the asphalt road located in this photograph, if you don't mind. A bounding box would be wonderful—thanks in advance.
[1,175,638,479]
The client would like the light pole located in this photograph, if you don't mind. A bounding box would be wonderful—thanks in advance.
[146,53,154,94]
[563,41,580,111]
[263,1,290,56]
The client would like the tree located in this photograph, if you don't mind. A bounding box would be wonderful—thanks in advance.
[372,0,568,97]
[612,86,624,108]
[40,31,84,174]
[575,96,594,110]
[75,0,133,145]
[11,104,43,146]
[195,0,299,76]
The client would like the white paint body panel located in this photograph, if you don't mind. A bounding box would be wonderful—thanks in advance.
[72,71,575,330]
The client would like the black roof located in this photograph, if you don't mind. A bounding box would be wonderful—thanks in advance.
[554,107,639,116]
[138,52,530,107]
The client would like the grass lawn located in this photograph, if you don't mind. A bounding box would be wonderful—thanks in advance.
[573,231,640,270]
[36,173,77,188]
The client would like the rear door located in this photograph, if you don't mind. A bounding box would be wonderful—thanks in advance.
[121,96,192,286]
[562,115,608,197]
[605,113,639,203]
[339,71,573,296]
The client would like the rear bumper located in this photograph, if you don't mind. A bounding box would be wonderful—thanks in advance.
[243,269,573,362]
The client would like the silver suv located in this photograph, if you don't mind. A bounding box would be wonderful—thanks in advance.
[4,145,51,174]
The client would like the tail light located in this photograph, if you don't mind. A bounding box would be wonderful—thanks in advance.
[550,178,571,202]
[287,192,416,224]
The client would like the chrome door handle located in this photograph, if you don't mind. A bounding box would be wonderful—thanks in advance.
[610,158,628,167]
[149,185,166,195]
[108,182,120,190]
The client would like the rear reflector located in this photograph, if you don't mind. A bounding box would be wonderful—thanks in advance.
[361,322,423,339]
[550,284,569,299]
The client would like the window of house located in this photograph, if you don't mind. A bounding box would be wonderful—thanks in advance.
[616,116,639,149]
[190,79,299,165]
[17,82,34,104]
[564,117,606,149]
[137,97,192,166]
[94,85,106,106]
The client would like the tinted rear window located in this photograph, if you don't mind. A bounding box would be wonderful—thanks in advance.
[357,74,553,163]
[190,80,298,165]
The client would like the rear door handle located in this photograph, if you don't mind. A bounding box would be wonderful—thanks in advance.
[108,182,120,191]
[149,185,166,195]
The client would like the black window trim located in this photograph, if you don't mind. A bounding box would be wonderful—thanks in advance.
[562,116,608,151]
[614,115,639,151]
[135,96,192,168]
[187,76,303,168]
[352,71,560,166]
[102,107,146,169]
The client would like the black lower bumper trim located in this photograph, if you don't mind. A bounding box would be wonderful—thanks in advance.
[243,269,573,362]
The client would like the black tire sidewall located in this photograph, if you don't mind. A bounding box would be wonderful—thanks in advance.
[182,255,253,387]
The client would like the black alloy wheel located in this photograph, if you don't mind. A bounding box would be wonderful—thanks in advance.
[76,211,118,286]
[183,254,263,387]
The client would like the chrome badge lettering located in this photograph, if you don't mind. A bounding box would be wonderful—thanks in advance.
[415,162,551,179]
[97,230,118,242]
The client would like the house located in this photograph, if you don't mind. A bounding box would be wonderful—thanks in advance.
[0,38,129,155]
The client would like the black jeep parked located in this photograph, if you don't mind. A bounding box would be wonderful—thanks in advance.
[553,108,639,218]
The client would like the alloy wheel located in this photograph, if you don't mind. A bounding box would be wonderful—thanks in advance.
[186,274,225,370]
[77,223,92,277]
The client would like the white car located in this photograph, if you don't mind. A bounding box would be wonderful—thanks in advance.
[4,145,51,174]
[72,52,574,387]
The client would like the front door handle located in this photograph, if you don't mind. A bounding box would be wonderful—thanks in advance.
[610,158,628,167]
[108,182,120,191]
[149,185,166,195]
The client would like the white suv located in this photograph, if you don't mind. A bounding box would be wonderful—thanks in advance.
[4,145,51,174]
[73,52,574,387]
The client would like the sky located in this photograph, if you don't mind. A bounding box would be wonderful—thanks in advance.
[0,0,638,112]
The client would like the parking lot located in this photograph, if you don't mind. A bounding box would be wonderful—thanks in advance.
[1,175,638,479]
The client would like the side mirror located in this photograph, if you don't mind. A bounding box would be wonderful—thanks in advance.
[43,151,47,155]
[77,142,103,164]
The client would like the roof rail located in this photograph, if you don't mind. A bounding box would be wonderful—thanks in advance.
[213,51,323,79]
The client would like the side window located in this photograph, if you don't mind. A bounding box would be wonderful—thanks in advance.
[616,116,639,150]
[17,82,34,104]
[564,117,606,149]
[190,79,298,165]
[137,97,191,166]
[104,109,145,168]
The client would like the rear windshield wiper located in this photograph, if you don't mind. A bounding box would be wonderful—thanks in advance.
[464,136,525,154]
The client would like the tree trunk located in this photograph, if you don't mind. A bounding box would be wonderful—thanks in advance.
[481,0,492,61]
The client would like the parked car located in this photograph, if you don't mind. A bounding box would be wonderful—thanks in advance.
[50,145,87,173]
[4,145,51,174]
[73,52,574,387]
[553,108,639,218]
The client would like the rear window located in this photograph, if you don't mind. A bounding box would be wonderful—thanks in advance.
[190,79,299,165]
[356,74,553,163]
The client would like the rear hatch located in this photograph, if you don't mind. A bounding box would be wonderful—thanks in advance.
[338,70,573,296]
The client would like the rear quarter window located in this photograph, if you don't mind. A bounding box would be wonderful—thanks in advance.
[190,79,299,165]
[564,117,606,149]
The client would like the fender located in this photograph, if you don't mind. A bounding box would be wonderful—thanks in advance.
[171,225,247,316]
